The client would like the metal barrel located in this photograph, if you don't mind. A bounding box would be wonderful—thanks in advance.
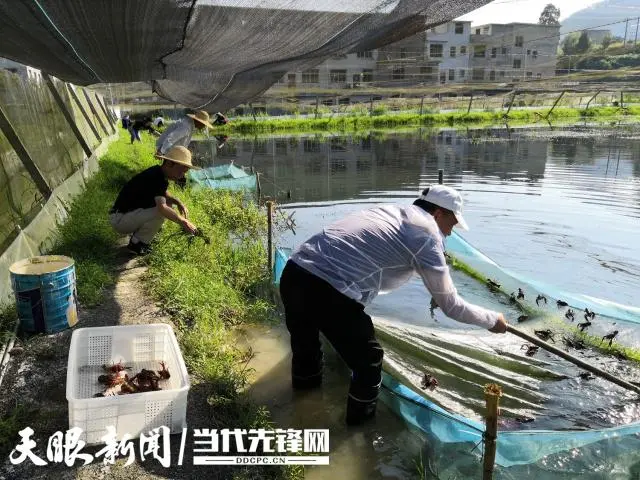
[9,255,78,334]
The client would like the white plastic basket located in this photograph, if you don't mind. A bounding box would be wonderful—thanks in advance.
[66,323,190,445]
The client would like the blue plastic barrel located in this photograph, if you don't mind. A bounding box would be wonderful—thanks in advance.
[9,255,78,334]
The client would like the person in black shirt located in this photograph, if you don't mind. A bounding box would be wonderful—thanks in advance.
[128,116,159,144]
[109,146,199,254]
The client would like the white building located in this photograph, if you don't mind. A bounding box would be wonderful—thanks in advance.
[469,23,560,82]
[0,58,41,82]
[425,21,472,84]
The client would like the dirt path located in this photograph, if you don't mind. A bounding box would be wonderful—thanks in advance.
[0,248,232,480]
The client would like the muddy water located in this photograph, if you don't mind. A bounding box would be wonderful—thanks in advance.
[199,123,640,478]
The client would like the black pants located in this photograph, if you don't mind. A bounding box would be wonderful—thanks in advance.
[280,260,383,423]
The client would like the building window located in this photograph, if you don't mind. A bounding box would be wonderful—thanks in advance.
[475,28,481,35]
[357,51,373,59]
[392,66,405,79]
[450,46,456,57]
[429,44,443,58]
[302,69,319,83]
[330,69,347,83]
[499,71,505,77]
[474,45,486,58]
[515,35,524,47]
[527,49,531,55]
[513,59,521,69]
[536,72,542,78]
[449,69,455,81]
[491,47,497,58]
[472,68,484,81]
[455,22,464,34]
[400,48,407,59]
[526,71,533,78]
[362,69,373,82]
[460,45,467,55]
[440,72,446,84]
[482,26,490,34]
[502,47,507,55]
[489,70,496,80]
[459,69,465,78]
[532,50,538,59]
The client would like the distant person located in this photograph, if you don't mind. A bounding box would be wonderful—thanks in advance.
[279,185,508,426]
[153,115,165,128]
[213,112,229,125]
[109,146,199,254]
[155,110,214,156]
[215,134,229,149]
[129,117,159,144]
[121,114,130,129]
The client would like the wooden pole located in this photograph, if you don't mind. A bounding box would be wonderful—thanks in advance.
[507,325,640,395]
[482,384,502,480]
[266,201,273,278]
[545,90,565,119]
[420,96,424,116]
[438,169,443,184]
[505,91,517,117]
[467,92,473,114]
[67,84,101,141]
[81,88,110,136]
[43,74,93,157]
[620,91,624,108]
[256,172,262,201]
[315,96,319,119]
[0,104,52,198]
[585,90,600,110]
[370,96,373,116]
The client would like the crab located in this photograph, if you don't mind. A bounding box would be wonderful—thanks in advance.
[421,372,439,390]
[520,343,539,357]
[577,321,592,332]
[517,315,529,323]
[565,309,575,321]
[158,361,171,380]
[486,278,501,291]
[535,294,547,306]
[562,336,586,350]
[556,300,569,308]
[516,288,525,300]
[534,329,555,343]
[602,330,619,347]
[584,308,596,320]
[102,360,131,373]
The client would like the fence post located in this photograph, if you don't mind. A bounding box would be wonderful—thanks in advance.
[620,91,624,108]
[420,96,425,116]
[67,84,102,141]
[315,96,319,119]
[467,92,473,114]
[266,201,273,278]
[82,88,110,137]
[483,383,502,480]
[0,104,52,198]
[43,74,93,158]
[370,96,373,116]
[94,93,116,133]
[438,169,443,184]
[585,90,600,111]
[504,91,517,117]
[256,172,262,201]
[545,90,565,119]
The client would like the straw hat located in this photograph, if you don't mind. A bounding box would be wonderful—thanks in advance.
[157,145,200,169]
[187,110,214,129]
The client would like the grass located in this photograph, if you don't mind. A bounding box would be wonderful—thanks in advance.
[210,106,640,136]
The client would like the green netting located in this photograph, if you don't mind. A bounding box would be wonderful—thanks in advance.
[273,244,640,475]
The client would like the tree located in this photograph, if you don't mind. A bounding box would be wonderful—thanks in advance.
[539,3,560,25]
[562,33,579,55]
[601,33,613,49]
[576,31,591,53]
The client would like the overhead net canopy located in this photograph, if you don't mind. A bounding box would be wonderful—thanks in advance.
[0,0,490,110]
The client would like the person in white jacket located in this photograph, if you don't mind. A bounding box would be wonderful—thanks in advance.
[155,110,214,156]
[279,184,508,425]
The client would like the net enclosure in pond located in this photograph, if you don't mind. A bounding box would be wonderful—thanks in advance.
[0,0,490,110]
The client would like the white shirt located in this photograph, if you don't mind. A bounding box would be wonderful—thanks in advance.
[155,117,194,154]
[291,204,500,330]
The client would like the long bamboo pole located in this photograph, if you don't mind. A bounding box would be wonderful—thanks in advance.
[507,325,640,395]
[482,383,502,480]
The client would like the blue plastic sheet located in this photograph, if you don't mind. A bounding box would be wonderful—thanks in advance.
[189,163,257,191]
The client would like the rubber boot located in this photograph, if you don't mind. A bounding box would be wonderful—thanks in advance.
[345,396,377,426]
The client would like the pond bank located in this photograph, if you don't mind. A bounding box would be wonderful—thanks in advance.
[0,132,300,480]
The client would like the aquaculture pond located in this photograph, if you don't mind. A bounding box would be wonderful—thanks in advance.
[194,122,640,479]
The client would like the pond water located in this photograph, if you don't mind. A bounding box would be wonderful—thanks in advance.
[195,122,640,478]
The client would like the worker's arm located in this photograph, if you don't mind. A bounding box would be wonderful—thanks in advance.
[155,196,196,234]
[164,191,188,218]
[414,236,506,332]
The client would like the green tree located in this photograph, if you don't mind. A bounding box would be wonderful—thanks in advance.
[539,3,561,25]
[576,31,591,53]
[601,33,613,49]
[562,33,579,55]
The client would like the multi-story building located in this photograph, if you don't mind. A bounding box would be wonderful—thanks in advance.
[374,31,431,86]
[424,21,472,84]
[468,23,560,82]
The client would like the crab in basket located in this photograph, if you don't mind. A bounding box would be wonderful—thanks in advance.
[95,361,171,397]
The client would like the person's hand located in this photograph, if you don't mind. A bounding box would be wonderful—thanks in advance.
[177,203,188,218]
[489,313,508,333]
[181,219,198,235]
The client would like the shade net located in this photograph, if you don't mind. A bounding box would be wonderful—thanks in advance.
[0,0,491,110]
[273,241,640,476]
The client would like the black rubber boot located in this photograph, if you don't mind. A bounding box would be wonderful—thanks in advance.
[345,396,377,426]
[292,371,322,390]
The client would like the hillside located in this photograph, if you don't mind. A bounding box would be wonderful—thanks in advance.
[561,0,639,38]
